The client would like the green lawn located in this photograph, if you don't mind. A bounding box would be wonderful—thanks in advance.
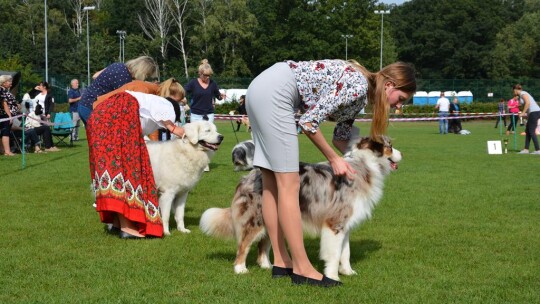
[1,120,538,303]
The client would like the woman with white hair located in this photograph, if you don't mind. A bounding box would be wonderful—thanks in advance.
[0,75,19,156]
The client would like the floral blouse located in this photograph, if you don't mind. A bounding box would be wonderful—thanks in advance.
[0,86,19,116]
[287,60,368,141]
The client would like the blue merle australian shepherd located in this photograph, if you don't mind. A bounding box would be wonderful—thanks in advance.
[200,136,401,281]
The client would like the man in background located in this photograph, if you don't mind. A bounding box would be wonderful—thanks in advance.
[435,92,450,134]
[68,79,82,141]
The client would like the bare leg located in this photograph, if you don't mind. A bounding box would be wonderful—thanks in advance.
[261,168,292,269]
[275,171,322,280]
[118,213,144,237]
[2,136,14,155]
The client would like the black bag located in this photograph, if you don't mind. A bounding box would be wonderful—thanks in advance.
[35,101,43,115]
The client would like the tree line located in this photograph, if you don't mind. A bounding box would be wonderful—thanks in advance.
[0,0,539,92]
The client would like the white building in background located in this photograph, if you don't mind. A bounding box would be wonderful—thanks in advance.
[217,89,248,104]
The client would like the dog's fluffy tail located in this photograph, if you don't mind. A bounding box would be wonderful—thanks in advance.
[199,207,234,239]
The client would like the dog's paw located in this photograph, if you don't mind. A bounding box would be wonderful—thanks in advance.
[338,267,357,276]
[258,258,271,269]
[234,264,249,274]
[178,227,191,233]
[163,229,171,236]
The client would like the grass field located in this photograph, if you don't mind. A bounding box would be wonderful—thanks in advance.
[1,120,538,303]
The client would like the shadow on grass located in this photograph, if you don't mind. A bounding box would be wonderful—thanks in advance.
[2,150,84,176]
[203,237,382,271]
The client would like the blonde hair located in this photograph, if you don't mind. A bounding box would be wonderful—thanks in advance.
[158,78,185,101]
[0,75,13,86]
[198,59,214,76]
[349,60,416,140]
[125,56,158,81]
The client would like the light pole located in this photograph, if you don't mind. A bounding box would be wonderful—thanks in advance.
[341,34,353,60]
[374,10,390,70]
[116,30,126,63]
[44,0,48,82]
[83,6,95,84]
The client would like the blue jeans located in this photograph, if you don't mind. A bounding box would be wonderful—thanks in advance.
[190,113,214,123]
[439,111,449,134]
[78,104,93,127]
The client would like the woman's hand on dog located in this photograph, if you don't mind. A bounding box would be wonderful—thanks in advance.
[330,158,356,180]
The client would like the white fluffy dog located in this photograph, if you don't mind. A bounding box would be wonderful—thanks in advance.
[146,121,223,235]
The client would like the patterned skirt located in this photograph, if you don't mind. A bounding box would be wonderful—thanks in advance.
[87,92,163,237]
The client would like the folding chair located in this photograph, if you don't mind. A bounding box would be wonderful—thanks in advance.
[50,112,74,146]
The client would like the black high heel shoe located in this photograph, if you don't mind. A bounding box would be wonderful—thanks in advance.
[291,273,342,287]
[272,266,293,278]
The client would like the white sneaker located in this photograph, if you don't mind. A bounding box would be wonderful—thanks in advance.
[531,150,540,155]
[518,150,529,154]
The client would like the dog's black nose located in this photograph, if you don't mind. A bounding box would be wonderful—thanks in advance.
[218,135,224,143]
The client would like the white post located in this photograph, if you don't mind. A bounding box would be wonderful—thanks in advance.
[83,6,96,84]
[374,10,390,70]
[340,34,353,60]
[44,0,48,82]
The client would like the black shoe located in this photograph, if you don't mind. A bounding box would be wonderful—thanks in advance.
[119,231,145,239]
[105,224,121,235]
[291,273,342,287]
[272,266,293,278]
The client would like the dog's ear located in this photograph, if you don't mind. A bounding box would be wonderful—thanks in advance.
[183,123,199,144]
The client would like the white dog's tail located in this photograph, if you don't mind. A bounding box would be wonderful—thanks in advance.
[199,207,234,239]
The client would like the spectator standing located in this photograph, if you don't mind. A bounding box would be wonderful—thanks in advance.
[245,60,416,287]
[0,75,18,156]
[35,81,55,122]
[494,98,507,128]
[506,95,520,135]
[449,97,462,134]
[78,55,158,125]
[435,92,450,134]
[67,79,82,141]
[513,84,540,154]
[184,59,225,123]
[235,95,249,131]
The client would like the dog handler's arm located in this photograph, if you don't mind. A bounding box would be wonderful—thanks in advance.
[303,122,356,180]
[162,120,185,138]
[520,94,530,117]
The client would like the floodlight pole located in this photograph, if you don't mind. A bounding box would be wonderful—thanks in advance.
[116,30,126,63]
[44,0,48,82]
[374,10,390,70]
[341,34,353,60]
[83,6,96,84]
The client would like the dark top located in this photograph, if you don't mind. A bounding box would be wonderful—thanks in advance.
[237,103,247,115]
[449,103,460,115]
[184,78,222,115]
[165,97,181,123]
[67,88,81,113]
[79,63,132,109]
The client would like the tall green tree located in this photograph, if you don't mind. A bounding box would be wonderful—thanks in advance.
[490,11,540,79]
[391,0,524,79]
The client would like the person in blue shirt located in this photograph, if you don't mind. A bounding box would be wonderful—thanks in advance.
[67,79,82,141]
[78,56,158,126]
[184,59,225,123]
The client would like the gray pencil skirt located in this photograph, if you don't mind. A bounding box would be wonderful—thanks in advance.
[245,62,301,172]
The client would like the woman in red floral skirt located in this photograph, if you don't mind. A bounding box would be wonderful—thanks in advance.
[87,80,186,239]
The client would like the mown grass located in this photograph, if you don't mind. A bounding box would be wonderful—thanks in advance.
[1,120,538,303]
